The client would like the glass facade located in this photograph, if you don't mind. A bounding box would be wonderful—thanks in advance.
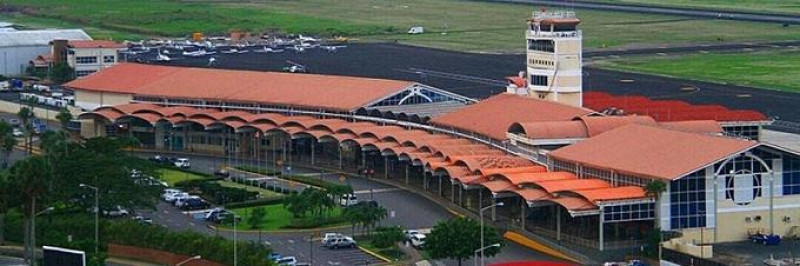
[603,203,655,222]
[784,155,800,195]
[670,170,707,229]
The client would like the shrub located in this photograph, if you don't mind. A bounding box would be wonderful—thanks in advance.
[283,216,347,229]
[223,197,284,209]
[175,179,258,204]
[373,226,405,248]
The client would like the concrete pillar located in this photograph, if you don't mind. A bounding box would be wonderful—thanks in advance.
[459,186,463,206]
[405,164,409,184]
[338,145,343,169]
[361,150,366,169]
[599,209,605,251]
[311,139,315,165]
[384,156,389,178]
[438,174,442,196]
[423,173,428,190]
[451,182,455,203]
[492,198,497,222]
[556,208,561,241]
[520,200,526,229]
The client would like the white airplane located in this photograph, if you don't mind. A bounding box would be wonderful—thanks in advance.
[220,48,238,54]
[297,34,319,42]
[321,45,346,53]
[253,46,284,53]
[155,51,172,62]
[208,57,217,66]
[182,49,210,57]
[288,45,305,53]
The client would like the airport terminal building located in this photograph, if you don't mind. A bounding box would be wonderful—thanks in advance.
[66,11,800,258]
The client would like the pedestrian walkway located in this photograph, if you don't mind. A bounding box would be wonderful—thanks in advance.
[353,188,402,194]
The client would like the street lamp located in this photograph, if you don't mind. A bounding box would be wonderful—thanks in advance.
[79,183,99,253]
[473,243,501,266]
[480,202,503,266]
[31,206,54,266]
[226,211,238,266]
[175,255,202,266]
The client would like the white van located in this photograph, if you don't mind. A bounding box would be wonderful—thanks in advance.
[174,158,190,168]
[408,26,424,35]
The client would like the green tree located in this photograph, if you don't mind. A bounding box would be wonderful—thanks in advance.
[372,226,404,248]
[425,217,503,266]
[0,171,20,245]
[9,156,54,264]
[56,108,73,131]
[284,190,311,218]
[50,62,74,84]
[247,207,267,229]
[0,121,17,168]
[17,106,35,155]
[645,180,667,200]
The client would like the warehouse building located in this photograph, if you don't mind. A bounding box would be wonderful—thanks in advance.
[0,29,91,76]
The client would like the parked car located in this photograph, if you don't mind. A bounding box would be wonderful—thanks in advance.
[750,233,781,245]
[339,194,358,206]
[276,256,297,266]
[268,252,282,262]
[132,215,153,225]
[165,192,189,203]
[161,189,182,201]
[347,200,379,209]
[12,128,23,137]
[175,195,201,207]
[174,158,191,168]
[102,206,129,217]
[214,168,230,177]
[321,233,343,244]
[324,236,357,249]
[179,197,209,210]
[204,207,226,221]
[407,232,426,248]
[208,211,241,224]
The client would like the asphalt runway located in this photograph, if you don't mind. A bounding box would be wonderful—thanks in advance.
[139,42,800,122]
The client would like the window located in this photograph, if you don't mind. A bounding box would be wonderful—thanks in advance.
[103,55,115,63]
[75,56,97,64]
[527,39,555,52]
[784,155,800,195]
[75,70,96,77]
[530,75,548,86]
[604,203,655,222]
[670,170,707,229]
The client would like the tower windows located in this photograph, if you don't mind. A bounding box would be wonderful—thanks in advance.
[531,75,548,86]
[527,39,555,53]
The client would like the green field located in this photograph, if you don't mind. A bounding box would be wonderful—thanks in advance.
[593,0,800,15]
[228,204,344,230]
[217,179,284,198]
[1,0,799,53]
[592,48,800,93]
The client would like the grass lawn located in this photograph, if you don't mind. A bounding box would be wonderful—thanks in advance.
[592,48,800,93]
[590,0,800,15]
[217,179,284,199]
[159,168,205,186]
[227,204,345,231]
[1,0,799,53]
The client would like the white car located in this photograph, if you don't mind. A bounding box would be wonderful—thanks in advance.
[161,189,182,200]
[165,192,189,203]
[174,158,190,168]
[102,205,129,217]
[276,256,297,266]
[12,128,23,137]
[321,233,344,244]
[339,194,358,206]
[408,232,426,248]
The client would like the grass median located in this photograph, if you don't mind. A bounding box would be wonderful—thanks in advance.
[2,0,799,53]
[225,203,346,231]
[592,48,800,93]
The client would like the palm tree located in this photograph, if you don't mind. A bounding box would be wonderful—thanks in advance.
[17,107,35,155]
[645,180,667,200]
[55,108,73,131]
[10,156,53,264]
[0,121,16,168]
[0,172,16,246]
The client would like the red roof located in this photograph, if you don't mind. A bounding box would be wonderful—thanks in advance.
[549,124,757,180]
[432,93,593,140]
[583,91,767,122]
[68,40,126,49]
[65,63,415,112]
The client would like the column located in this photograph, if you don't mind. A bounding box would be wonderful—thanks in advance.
[423,173,428,190]
[338,145,343,169]
[599,209,605,251]
[438,174,442,196]
[459,185,463,206]
[311,139,316,165]
[405,164,409,184]
[451,181,455,203]
[384,157,389,178]
[520,200,526,229]
[492,198,497,222]
[556,208,562,241]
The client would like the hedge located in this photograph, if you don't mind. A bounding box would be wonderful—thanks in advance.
[223,197,284,209]
[233,166,352,193]
[234,165,281,176]
[175,179,258,204]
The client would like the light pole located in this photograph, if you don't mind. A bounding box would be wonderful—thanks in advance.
[31,206,54,266]
[226,211,238,266]
[480,202,503,266]
[175,255,202,266]
[473,243,500,266]
[79,183,99,253]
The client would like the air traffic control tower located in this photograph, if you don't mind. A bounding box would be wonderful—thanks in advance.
[508,10,583,107]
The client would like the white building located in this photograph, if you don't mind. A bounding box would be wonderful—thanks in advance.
[65,40,127,78]
[507,11,583,108]
[0,29,91,76]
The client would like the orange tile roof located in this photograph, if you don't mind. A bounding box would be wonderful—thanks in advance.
[575,115,657,137]
[68,40,126,49]
[549,124,757,180]
[96,103,161,114]
[659,120,722,134]
[572,186,646,203]
[241,123,275,133]
[477,166,547,176]
[80,109,122,121]
[479,179,516,193]
[431,93,592,140]
[510,120,587,139]
[496,171,577,186]
[545,196,596,211]
[66,63,414,111]
[124,113,163,124]
[536,179,610,193]
[511,187,553,201]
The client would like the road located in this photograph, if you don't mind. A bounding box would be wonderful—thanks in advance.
[484,0,800,24]
[0,255,25,266]
[138,151,563,265]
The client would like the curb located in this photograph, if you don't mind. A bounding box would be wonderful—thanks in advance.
[357,245,393,263]
[211,223,351,234]
[503,231,582,264]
